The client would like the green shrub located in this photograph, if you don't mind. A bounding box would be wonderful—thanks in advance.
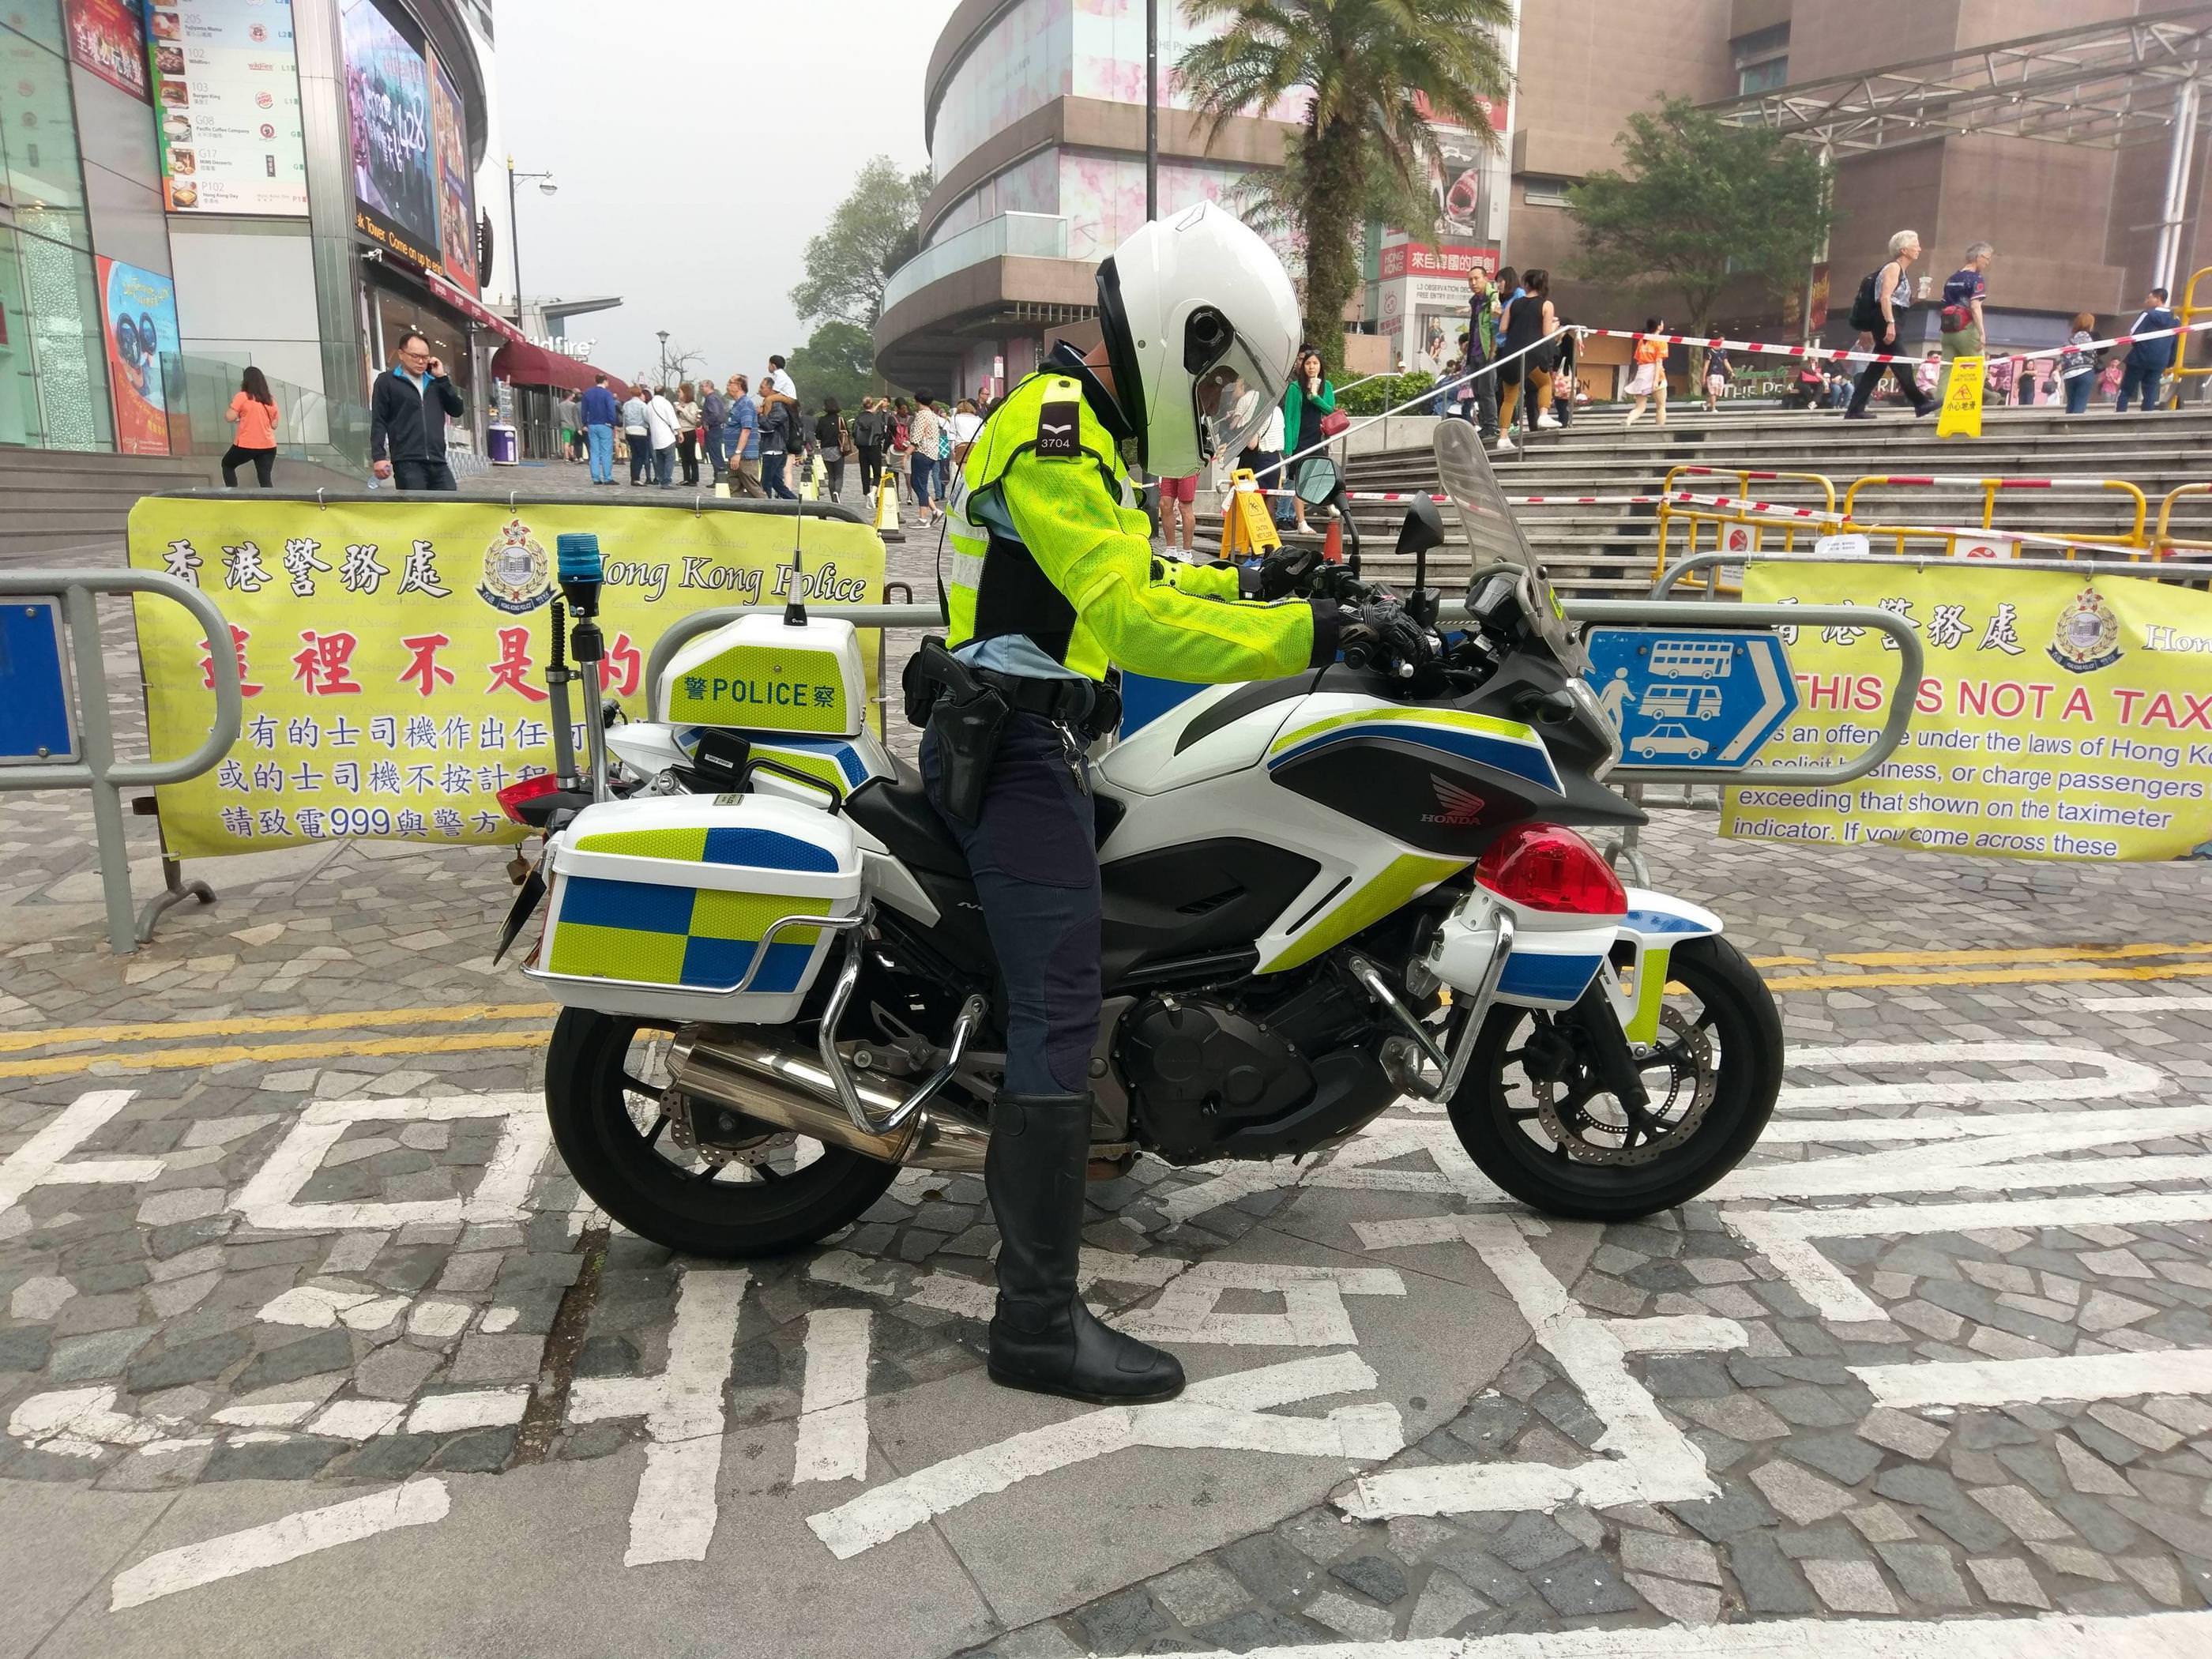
[1334,371,1439,416]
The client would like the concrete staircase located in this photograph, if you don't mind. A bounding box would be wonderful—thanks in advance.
[1225,404,2212,600]
[0,446,363,566]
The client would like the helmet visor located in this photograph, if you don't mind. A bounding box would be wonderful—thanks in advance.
[1192,337,1280,468]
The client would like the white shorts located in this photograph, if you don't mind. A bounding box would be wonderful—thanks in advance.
[1625,363,1659,397]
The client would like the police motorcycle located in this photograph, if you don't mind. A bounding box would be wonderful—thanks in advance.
[492,420,1781,1258]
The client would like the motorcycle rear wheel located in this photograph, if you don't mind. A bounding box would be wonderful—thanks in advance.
[1446,935,1781,1221]
[547,1009,900,1258]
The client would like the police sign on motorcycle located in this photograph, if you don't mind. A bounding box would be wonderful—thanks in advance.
[490,419,1782,1280]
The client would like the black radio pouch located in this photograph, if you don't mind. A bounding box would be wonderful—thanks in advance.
[905,637,1008,823]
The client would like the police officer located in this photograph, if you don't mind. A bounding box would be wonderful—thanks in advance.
[921,202,1428,1405]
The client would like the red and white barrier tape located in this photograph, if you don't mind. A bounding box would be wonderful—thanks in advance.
[1576,318,2212,369]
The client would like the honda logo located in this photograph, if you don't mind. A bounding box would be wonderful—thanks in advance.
[1421,776,1487,826]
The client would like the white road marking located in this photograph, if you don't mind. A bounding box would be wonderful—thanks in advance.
[1778,1043,2165,1112]
[1755,1103,2212,1146]
[256,1283,411,1331]
[9,1386,161,1457]
[806,1351,1402,1560]
[1337,1214,1737,1521]
[233,1092,552,1232]
[1115,1262,1405,1348]
[1726,1191,2212,1322]
[1608,1315,1748,1354]
[404,1389,529,1435]
[566,1267,747,1567]
[1716,1119,2212,1201]
[2078,995,2212,1013]
[108,1479,450,1611]
[0,1090,164,1224]
[793,1308,871,1484]
[1158,1119,1490,1224]
[807,1247,1190,1326]
[1856,1348,2212,1410]
[1157,1608,2212,1657]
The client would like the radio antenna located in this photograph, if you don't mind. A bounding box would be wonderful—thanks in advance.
[784,495,808,626]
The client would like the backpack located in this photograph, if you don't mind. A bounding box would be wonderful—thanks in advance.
[937,418,953,461]
[1848,270,1885,331]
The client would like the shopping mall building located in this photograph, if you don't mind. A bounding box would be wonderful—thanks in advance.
[877,0,2212,403]
[0,0,608,465]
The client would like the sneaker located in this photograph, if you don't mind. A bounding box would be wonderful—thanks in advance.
[1492,435,1518,453]
[1913,400,1936,418]
[1535,413,1561,429]
[1841,411,1874,420]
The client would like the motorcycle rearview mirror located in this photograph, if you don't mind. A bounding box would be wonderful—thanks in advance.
[1396,495,1446,601]
[1294,457,1340,506]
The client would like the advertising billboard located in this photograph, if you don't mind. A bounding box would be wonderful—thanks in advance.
[98,257,180,457]
[144,1,310,217]
[430,50,476,293]
[342,0,439,271]
[65,0,146,99]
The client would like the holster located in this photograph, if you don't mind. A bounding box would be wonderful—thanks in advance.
[906,638,1008,824]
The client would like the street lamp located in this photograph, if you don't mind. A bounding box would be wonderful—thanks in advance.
[656,330,671,387]
[506,156,558,331]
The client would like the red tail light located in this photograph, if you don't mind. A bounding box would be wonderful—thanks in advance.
[495,771,562,825]
[1476,822,1627,916]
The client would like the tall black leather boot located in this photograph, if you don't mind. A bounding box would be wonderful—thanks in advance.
[985,1092,1184,1404]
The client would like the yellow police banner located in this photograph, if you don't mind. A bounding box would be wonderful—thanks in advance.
[126,495,885,860]
[1721,562,2212,861]
[1936,355,1984,438]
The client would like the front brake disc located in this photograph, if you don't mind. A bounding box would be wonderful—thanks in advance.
[1531,1004,1714,1166]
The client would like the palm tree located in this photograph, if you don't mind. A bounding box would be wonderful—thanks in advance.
[1179,0,1514,370]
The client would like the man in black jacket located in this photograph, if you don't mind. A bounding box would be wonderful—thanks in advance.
[371,330,466,490]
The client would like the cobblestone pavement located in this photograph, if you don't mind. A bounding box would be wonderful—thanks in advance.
[6,554,2212,1653]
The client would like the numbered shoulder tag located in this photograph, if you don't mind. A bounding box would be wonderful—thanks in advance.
[1036,398,1082,459]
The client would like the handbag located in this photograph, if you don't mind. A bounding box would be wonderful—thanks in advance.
[1318,408,1350,438]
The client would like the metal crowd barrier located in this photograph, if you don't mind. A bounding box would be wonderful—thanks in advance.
[1839,474,2152,560]
[1653,547,2212,601]
[0,570,242,954]
[1652,466,1838,595]
[2154,483,2212,560]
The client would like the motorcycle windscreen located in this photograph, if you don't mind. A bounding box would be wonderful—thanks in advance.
[1431,419,1590,678]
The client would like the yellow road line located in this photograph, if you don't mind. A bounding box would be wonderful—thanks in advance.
[9,950,2212,1081]
[1817,942,2212,969]
[0,1002,558,1055]
[0,1030,545,1082]
[1747,955,1817,968]
[1766,961,2212,993]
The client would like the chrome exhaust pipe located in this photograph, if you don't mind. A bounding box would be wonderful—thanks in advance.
[668,1028,990,1172]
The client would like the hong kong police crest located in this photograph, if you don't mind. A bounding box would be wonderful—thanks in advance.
[2047,585,2122,674]
[478,520,553,614]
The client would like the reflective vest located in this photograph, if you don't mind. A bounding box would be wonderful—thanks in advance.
[944,369,1322,686]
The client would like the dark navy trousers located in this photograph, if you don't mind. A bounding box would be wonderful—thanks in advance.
[921,713,1100,1097]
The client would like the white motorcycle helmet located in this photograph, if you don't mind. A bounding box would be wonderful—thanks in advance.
[1095,200,1300,479]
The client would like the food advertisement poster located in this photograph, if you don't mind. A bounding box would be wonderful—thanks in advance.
[98,256,179,457]
[144,0,310,216]
[65,0,146,98]
[341,0,439,270]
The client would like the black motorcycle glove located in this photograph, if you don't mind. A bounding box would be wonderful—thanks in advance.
[1337,601,1433,677]
[1246,544,1323,600]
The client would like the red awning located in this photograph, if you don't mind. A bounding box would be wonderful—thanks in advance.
[491,340,630,397]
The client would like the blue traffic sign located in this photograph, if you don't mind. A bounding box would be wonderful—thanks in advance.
[0,598,76,766]
[1583,627,1796,770]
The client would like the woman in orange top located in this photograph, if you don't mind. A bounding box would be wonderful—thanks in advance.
[1623,318,1668,428]
[223,367,280,487]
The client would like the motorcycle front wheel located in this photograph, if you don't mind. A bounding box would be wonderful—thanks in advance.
[1446,935,1781,1221]
[547,1010,899,1258]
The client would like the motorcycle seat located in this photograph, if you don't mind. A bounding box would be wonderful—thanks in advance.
[846,756,971,876]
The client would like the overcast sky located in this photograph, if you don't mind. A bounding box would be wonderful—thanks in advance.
[495,1,946,384]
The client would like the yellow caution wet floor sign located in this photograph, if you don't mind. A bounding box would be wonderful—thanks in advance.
[1219,468,1282,557]
[1937,356,1984,438]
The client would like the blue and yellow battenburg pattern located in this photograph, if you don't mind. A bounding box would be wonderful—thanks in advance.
[547,824,837,992]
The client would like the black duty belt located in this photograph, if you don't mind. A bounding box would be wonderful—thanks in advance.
[972,668,1121,739]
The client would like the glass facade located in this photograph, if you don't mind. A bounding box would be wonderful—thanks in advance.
[0,2,115,450]
[931,0,1074,179]
[926,146,1279,266]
